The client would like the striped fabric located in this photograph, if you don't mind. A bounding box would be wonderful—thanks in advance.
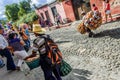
[33,37,46,54]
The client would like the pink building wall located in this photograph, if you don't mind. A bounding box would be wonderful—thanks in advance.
[48,2,67,24]
[62,0,76,21]
[35,6,49,21]
[35,2,67,25]
[55,3,67,22]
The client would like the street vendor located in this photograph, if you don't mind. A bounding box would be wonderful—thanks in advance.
[32,25,62,80]
[81,11,95,37]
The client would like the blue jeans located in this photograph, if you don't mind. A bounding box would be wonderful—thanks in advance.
[40,59,62,80]
[0,48,16,70]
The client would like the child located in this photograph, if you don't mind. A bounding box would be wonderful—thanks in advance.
[8,33,28,69]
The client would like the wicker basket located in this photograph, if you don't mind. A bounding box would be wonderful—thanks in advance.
[60,60,72,76]
[25,57,40,70]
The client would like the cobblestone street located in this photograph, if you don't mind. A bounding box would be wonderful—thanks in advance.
[0,20,120,80]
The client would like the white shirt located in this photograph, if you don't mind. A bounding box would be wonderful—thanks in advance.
[0,34,8,49]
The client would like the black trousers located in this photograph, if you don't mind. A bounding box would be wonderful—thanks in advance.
[40,59,62,80]
[0,49,16,70]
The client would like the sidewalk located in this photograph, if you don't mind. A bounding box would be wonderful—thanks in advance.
[44,22,72,31]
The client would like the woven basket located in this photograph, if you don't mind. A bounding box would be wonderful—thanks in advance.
[60,60,72,76]
[25,57,40,70]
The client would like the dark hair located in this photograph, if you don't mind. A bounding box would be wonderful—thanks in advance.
[92,4,95,7]
[106,0,109,3]
[8,33,16,40]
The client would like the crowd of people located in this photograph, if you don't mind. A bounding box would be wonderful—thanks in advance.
[0,22,63,80]
[0,23,31,70]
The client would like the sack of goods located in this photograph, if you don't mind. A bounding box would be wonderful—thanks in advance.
[77,11,102,34]
[77,21,87,34]
[25,55,40,70]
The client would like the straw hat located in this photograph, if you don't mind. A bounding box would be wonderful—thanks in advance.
[32,24,46,34]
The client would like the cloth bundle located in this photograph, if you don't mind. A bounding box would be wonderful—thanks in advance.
[77,11,102,34]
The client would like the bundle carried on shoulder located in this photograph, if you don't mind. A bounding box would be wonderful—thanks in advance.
[77,21,86,34]
[77,11,102,34]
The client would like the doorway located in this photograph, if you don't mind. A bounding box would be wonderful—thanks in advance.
[71,0,91,20]
[51,6,58,18]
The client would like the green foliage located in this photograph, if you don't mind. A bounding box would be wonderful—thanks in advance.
[18,0,31,14]
[4,0,38,28]
[5,3,19,21]
[5,0,32,21]
[18,8,26,17]
[16,11,38,25]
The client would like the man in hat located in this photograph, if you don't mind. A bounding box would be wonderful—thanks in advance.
[0,25,16,70]
[32,25,62,80]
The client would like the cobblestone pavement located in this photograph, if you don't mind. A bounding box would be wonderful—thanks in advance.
[0,20,120,80]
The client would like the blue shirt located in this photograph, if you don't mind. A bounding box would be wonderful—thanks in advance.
[25,29,30,36]
[9,38,24,51]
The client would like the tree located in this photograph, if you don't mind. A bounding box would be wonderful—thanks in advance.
[5,3,19,21]
[15,11,38,26]
[19,0,31,13]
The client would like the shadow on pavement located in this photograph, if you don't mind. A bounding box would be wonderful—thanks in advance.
[62,69,92,80]
[56,40,71,44]
[94,28,120,39]
[71,69,92,80]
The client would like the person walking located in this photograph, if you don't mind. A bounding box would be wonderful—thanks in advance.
[32,25,62,80]
[55,14,62,27]
[45,19,51,31]
[105,0,113,22]
[0,25,16,71]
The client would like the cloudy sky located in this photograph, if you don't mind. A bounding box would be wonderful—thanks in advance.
[0,0,55,19]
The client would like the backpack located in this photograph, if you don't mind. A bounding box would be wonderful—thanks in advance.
[41,35,63,67]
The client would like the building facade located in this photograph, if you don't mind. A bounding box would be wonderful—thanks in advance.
[35,0,91,26]
[35,1,67,26]
[35,0,120,26]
